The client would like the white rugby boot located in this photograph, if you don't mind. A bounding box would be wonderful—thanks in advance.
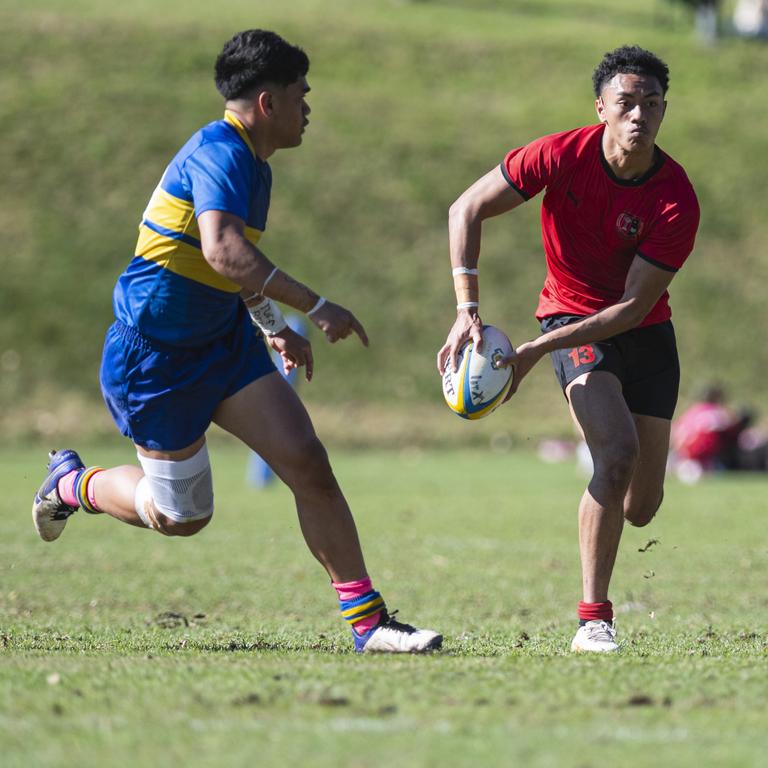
[571,620,619,653]
[32,449,84,541]
[354,611,443,654]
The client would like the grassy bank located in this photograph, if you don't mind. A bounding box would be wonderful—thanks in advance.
[2,0,766,445]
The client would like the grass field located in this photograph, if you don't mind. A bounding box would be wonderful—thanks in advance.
[2,441,767,767]
[3,2,767,764]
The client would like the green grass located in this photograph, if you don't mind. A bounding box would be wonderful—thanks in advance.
[2,3,766,762]
[2,443,767,767]
[2,0,768,444]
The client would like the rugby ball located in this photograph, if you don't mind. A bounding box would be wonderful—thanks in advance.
[442,325,514,420]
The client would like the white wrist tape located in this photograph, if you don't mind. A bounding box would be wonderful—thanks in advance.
[261,266,280,294]
[452,267,479,276]
[457,301,479,310]
[248,297,288,336]
[307,296,327,317]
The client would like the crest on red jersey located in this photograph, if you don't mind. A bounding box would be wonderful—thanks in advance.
[616,212,643,240]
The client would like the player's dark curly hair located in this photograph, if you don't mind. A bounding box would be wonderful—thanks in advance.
[214,30,309,100]
[592,45,669,97]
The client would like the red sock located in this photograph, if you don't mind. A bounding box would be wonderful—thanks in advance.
[578,600,613,624]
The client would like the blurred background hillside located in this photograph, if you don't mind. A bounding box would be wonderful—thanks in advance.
[2,0,766,448]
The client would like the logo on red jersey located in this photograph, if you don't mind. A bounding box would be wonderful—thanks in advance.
[616,212,643,240]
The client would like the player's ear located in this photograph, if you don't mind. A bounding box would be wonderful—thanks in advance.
[257,90,274,117]
[595,96,607,123]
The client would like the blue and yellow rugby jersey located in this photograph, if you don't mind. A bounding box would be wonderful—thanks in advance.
[113,111,271,346]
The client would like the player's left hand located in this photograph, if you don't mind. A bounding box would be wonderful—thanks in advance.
[309,300,369,346]
[499,340,544,399]
[266,327,314,381]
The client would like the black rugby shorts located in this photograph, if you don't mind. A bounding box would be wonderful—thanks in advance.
[541,314,680,420]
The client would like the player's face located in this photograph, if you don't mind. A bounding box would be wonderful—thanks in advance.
[596,73,666,154]
[270,77,311,148]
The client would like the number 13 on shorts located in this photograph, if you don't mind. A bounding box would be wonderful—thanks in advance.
[568,345,596,368]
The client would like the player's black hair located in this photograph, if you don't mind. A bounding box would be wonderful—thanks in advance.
[214,29,309,100]
[592,45,669,97]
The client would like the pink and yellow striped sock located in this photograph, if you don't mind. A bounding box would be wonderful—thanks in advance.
[333,577,385,636]
[58,467,104,513]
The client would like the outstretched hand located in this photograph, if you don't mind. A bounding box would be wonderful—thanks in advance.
[309,300,369,346]
[437,310,484,375]
[266,327,314,381]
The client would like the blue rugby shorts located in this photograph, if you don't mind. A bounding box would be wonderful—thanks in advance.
[100,309,276,450]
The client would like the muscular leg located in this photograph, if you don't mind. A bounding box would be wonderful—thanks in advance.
[623,414,670,527]
[567,371,639,603]
[213,372,368,583]
[87,437,211,536]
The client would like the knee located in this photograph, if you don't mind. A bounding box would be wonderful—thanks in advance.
[136,477,214,536]
[156,511,213,537]
[625,489,663,528]
[135,446,215,536]
[593,438,639,494]
[282,435,338,496]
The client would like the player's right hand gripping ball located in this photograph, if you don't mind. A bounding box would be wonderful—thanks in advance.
[442,325,514,419]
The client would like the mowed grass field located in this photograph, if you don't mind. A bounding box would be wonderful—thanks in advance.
[3,7,767,763]
[2,441,767,767]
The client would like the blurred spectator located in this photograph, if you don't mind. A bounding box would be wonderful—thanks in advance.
[733,0,768,38]
[668,0,721,43]
[670,384,766,482]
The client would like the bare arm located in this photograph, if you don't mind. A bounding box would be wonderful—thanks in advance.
[503,255,677,393]
[198,209,367,346]
[437,167,527,374]
[448,166,528,273]
[198,209,318,311]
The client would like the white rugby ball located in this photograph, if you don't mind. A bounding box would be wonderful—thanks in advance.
[442,325,514,420]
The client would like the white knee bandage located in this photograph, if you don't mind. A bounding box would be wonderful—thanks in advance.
[134,476,160,529]
[135,444,214,525]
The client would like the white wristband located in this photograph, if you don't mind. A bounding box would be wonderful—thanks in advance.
[248,297,288,336]
[452,267,479,276]
[261,266,279,294]
[457,301,479,310]
[307,296,327,317]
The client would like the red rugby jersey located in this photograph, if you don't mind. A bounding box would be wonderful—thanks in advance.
[501,123,700,326]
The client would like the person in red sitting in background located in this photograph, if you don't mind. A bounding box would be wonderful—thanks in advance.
[671,385,753,475]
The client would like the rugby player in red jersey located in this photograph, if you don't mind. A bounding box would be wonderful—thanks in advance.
[438,45,699,652]
[32,30,441,654]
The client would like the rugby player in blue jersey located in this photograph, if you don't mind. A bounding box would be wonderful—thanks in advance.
[32,29,441,654]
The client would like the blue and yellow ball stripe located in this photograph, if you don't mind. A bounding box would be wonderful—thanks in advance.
[444,334,513,420]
